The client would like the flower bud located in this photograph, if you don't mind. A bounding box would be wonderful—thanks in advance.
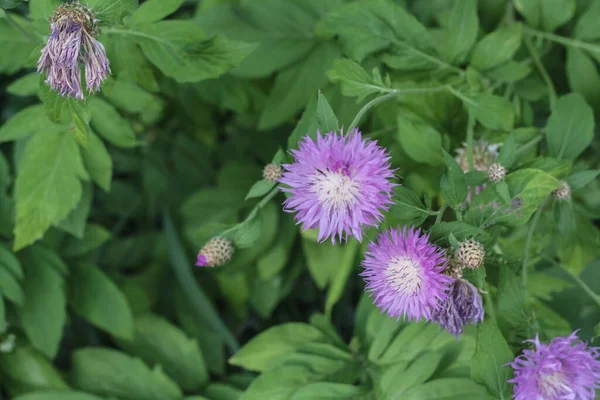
[443,257,463,279]
[487,163,506,183]
[432,279,484,337]
[263,163,282,183]
[456,239,485,269]
[552,180,570,201]
[195,237,234,267]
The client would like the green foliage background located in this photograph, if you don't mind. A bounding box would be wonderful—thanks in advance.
[0,0,599,399]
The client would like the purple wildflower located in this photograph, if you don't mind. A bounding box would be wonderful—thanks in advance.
[37,2,110,99]
[509,331,600,400]
[432,278,484,337]
[361,226,452,321]
[280,129,395,243]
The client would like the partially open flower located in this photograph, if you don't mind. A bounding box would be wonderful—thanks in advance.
[37,2,110,99]
[263,163,282,183]
[456,239,485,269]
[552,180,570,201]
[195,237,234,267]
[432,278,484,337]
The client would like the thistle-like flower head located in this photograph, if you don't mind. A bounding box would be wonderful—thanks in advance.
[37,1,110,99]
[361,226,452,321]
[432,278,484,337]
[279,129,396,243]
[488,163,507,183]
[456,239,485,269]
[509,331,600,400]
[195,237,234,268]
[263,163,282,183]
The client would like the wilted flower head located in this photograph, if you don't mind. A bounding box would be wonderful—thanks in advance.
[195,237,234,268]
[455,140,500,173]
[432,278,484,337]
[552,180,571,201]
[509,331,600,400]
[361,226,451,321]
[37,1,110,99]
[279,129,395,243]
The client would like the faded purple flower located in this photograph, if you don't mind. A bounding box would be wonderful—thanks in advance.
[37,2,110,100]
[361,226,452,321]
[509,331,600,400]
[432,278,484,337]
[279,129,395,243]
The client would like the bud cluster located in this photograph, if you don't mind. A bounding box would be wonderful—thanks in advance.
[195,237,234,268]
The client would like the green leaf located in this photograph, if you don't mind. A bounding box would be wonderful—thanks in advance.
[316,91,339,133]
[442,0,478,64]
[116,313,208,391]
[22,245,69,276]
[387,186,431,227]
[55,182,92,239]
[526,273,573,301]
[81,132,112,191]
[0,346,68,390]
[287,93,318,150]
[69,263,134,340]
[514,0,575,32]
[325,240,359,316]
[0,104,63,143]
[555,199,576,235]
[120,22,256,83]
[324,0,435,62]
[381,352,444,399]
[327,59,390,101]
[0,17,39,74]
[14,130,86,250]
[456,92,514,131]
[496,134,516,169]
[0,0,24,9]
[289,383,368,400]
[440,149,468,207]
[7,73,40,96]
[17,257,66,358]
[566,48,600,112]
[130,0,184,24]
[259,42,340,129]
[496,265,532,329]
[234,213,263,249]
[496,181,511,204]
[88,98,139,148]
[102,78,163,117]
[71,348,182,400]
[546,93,594,160]
[85,0,137,24]
[229,323,324,372]
[429,221,488,245]
[471,320,514,399]
[29,0,61,19]
[245,180,276,200]
[0,265,24,305]
[69,101,91,147]
[397,115,444,165]
[257,212,297,279]
[0,243,23,279]
[470,23,522,70]
[402,378,487,400]
[567,170,600,190]
[14,391,104,400]
[241,365,314,400]
[301,234,354,289]
[574,0,600,41]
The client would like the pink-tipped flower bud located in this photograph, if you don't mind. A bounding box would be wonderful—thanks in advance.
[195,237,233,267]
[488,163,506,183]
[552,180,570,201]
[456,239,485,269]
[263,163,282,183]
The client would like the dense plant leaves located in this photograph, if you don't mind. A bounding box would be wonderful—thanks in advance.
[88,98,139,148]
[401,378,488,399]
[440,149,468,208]
[470,24,522,71]
[0,16,39,74]
[327,59,391,101]
[0,346,68,391]
[0,105,63,143]
[14,391,104,400]
[130,0,184,24]
[514,0,575,32]
[441,0,478,64]
[545,93,594,160]
[397,114,444,165]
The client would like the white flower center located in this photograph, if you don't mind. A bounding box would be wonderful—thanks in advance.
[312,170,359,210]
[385,257,422,295]
[539,371,569,396]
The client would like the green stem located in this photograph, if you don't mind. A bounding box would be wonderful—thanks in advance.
[435,204,448,224]
[347,86,448,132]
[483,283,497,323]
[455,208,463,221]
[521,196,550,286]
[221,185,280,237]
[523,35,557,109]
[466,112,475,172]
[524,26,600,57]
[541,254,600,309]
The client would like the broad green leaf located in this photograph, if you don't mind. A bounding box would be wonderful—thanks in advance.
[554,199,576,235]
[130,0,184,24]
[574,0,600,40]
[514,0,575,31]
[85,0,137,23]
[397,115,444,165]
[442,0,478,64]
[0,105,62,143]
[402,378,487,400]
[69,263,133,340]
[429,221,488,246]
[81,132,112,191]
[381,352,444,399]
[14,391,104,400]
[28,0,61,19]
[440,149,468,207]
[0,0,24,9]
[290,383,368,400]
[88,98,138,147]
[229,323,324,372]
[302,234,354,289]
[259,42,341,129]
[316,91,339,134]
[287,93,318,150]
[567,170,600,189]
[387,186,431,227]
[0,346,67,390]
[55,182,92,239]
[496,265,532,329]
[18,258,66,358]
[496,134,516,168]
[14,131,86,250]
[102,78,163,117]
[7,73,39,96]
[0,265,24,305]
[471,320,514,399]
[324,0,435,62]
[470,23,522,70]
[0,16,39,74]
[566,48,600,112]
[379,323,440,364]
[245,180,275,201]
[325,239,359,316]
[0,243,23,279]
[455,92,514,131]
[234,213,263,249]
[486,60,532,83]
[526,273,573,301]
[71,348,182,400]
[327,59,390,101]
[118,22,256,83]
[203,384,242,400]
[257,212,297,279]
[241,365,314,400]
[546,93,594,160]
[22,245,69,276]
[116,313,208,391]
